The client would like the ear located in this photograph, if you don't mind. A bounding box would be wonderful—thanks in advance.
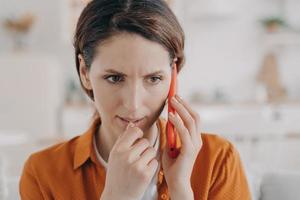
[171,57,178,68]
[78,54,93,90]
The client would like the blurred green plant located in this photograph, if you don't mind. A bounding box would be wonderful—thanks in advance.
[260,17,287,32]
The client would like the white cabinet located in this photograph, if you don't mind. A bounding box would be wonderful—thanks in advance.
[193,103,300,171]
[193,103,300,137]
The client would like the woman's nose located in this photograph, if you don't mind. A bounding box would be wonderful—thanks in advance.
[122,84,143,113]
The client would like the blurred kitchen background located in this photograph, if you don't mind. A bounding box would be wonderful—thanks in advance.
[1,0,300,199]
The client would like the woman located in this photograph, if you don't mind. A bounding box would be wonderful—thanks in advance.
[20,0,251,199]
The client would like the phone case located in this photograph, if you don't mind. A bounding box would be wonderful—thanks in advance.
[167,63,180,158]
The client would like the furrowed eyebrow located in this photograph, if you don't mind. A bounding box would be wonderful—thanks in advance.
[104,69,164,77]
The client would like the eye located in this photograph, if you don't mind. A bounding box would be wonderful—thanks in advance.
[148,76,162,84]
[104,75,124,84]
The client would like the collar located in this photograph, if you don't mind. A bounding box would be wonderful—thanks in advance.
[73,118,101,169]
[73,117,167,170]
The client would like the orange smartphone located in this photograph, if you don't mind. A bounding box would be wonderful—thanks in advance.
[167,62,180,158]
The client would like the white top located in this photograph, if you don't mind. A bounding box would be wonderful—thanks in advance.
[93,126,161,200]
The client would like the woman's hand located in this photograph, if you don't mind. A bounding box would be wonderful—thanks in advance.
[101,123,158,200]
[162,95,202,199]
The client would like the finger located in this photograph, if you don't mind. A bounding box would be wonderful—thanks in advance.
[129,138,150,161]
[175,95,201,131]
[175,95,200,121]
[117,124,143,150]
[168,112,192,153]
[135,147,157,167]
[171,97,197,135]
[146,159,159,177]
[175,95,202,144]
[174,110,201,148]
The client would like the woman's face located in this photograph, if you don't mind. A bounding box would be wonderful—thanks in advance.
[80,33,172,134]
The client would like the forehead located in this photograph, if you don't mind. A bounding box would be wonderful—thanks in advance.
[91,33,171,74]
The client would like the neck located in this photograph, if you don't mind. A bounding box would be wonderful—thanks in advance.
[96,120,160,162]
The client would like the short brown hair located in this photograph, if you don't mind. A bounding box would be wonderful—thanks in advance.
[74,0,185,100]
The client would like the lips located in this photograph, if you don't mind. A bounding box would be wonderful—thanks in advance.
[117,116,144,127]
[119,116,143,123]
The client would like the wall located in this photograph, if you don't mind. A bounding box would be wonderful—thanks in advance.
[0,0,299,102]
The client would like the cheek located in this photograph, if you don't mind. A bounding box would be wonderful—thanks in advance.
[92,84,118,113]
[147,85,169,108]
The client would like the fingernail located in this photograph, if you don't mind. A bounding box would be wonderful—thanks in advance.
[126,122,133,130]
[129,122,135,128]
[171,97,177,103]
